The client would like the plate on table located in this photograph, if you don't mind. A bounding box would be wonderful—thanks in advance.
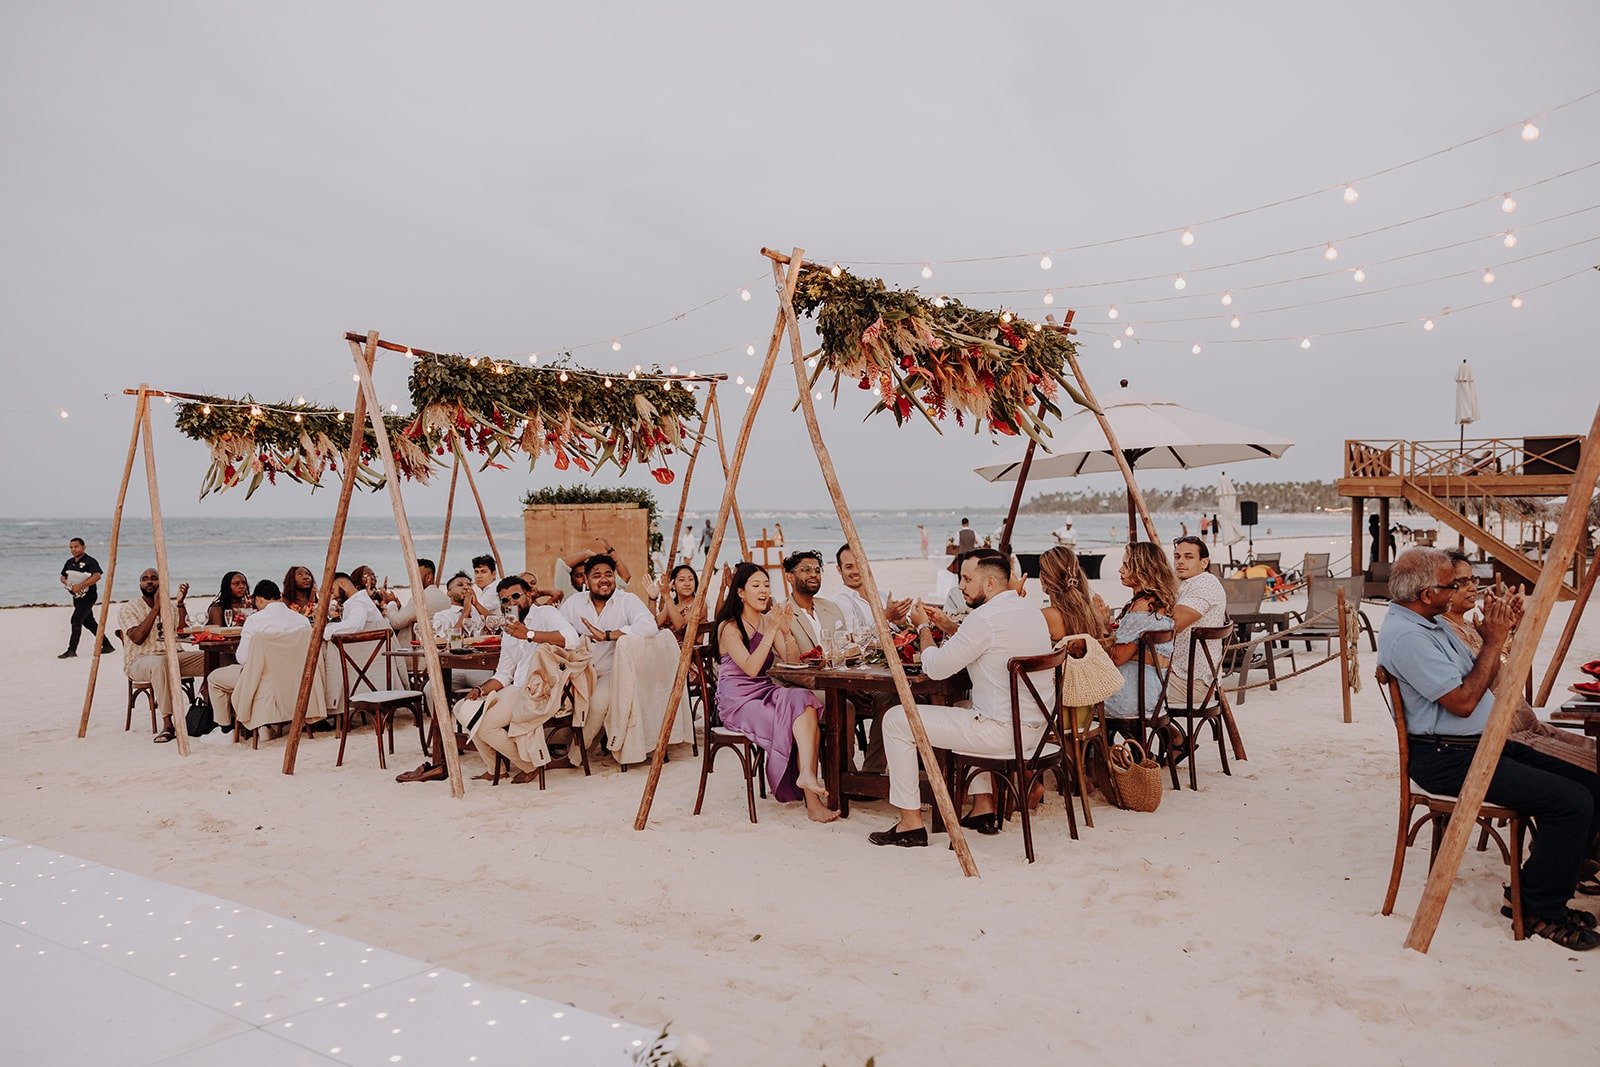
[466,636,501,649]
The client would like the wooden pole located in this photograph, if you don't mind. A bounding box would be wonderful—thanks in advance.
[774,249,978,878]
[1534,550,1600,707]
[709,389,751,561]
[78,386,150,737]
[353,337,466,798]
[666,390,713,569]
[283,335,373,774]
[453,432,503,575]
[1351,497,1364,577]
[140,392,190,757]
[1337,585,1353,724]
[437,450,461,575]
[633,265,801,831]
[1405,401,1600,952]
[1060,349,1160,544]
[999,395,1054,554]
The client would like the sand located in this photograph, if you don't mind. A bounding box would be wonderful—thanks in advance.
[5,536,1597,1064]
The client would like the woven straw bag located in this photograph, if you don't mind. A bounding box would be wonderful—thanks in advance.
[1056,633,1125,707]
[1105,740,1164,812]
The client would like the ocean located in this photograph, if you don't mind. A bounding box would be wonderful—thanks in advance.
[1,508,1351,608]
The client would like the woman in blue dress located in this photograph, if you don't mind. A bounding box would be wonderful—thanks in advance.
[1097,542,1178,718]
[715,562,838,823]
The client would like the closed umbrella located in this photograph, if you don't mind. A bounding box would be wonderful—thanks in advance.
[1454,359,1480,452]
[1217,471,1245,558]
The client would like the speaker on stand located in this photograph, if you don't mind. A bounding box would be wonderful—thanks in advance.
[1240,500,1259,559]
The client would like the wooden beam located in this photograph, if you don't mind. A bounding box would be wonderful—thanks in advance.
[437,449,460,575]
[336,334,728,380]
[140,390,190,757]
[1404,399,1600,952]
[453,433,503,576]
[1337,585,1353,724]
[709,385,751,561]
[774,248,978,878]
[666,392,712,569]
[79,387,149,738]
[1534,550,1600,707]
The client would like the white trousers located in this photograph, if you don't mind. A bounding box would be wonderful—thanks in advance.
[128,651,205,719]
[882,703,1044,811]
[207,663,244,726]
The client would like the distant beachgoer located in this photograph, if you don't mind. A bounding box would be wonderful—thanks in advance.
[773,523,785,550]
[1211,513,1219,545]
[1051,520,1077,548]
[945,536,957,556]
[1180,522,1189,538]
[1200,515,1210,540]
[59,537,113,658]
[917,524,929,558]
[957,517,978,553]
[1369,513,1382,564]
[699,519,714,556]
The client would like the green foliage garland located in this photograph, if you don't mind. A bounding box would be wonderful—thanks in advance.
[173,397,431,498]
[790,266,1091,442]
[520,484,663,566]
[407,354,702,481]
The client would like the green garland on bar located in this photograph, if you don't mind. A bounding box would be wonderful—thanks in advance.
[791,266,1091,442]
[405,353,702,481]
[173,398,431,498]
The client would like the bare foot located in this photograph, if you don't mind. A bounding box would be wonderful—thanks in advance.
[805,793,840,823]
[1028,781,1046,812]
[795,772,829,804]
[472,771,494,781]
[511,770,540,785]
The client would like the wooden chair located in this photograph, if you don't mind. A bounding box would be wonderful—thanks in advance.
[1165,624,1237,791]
[947,647,1074,863]
[690,638,767,823]
[1290,576,1377,653]
[330,629,427,770]
[1101,629,1181,790]
[1374,666,1528,939]
[118,628,195,733]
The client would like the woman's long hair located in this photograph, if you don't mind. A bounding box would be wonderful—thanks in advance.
[214,571,249,610]
[713,562,764,644]
[282,566,316,608]
[1039,546,1103,638]
[666,564,698,603]
[1119,542,1178,616]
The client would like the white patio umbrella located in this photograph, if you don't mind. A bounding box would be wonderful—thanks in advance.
[1454,359,1480,451]
[974,379,1294,539]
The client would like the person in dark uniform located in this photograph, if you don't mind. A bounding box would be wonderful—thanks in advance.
[60,537,114,658]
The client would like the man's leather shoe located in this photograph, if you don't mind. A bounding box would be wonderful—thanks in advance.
[395,763,447,783]
[959,813,1001,836]
[868,824,928,847]
[58,650,76,659]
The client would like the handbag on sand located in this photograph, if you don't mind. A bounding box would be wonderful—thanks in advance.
[1056,633,1125,707]
[1105,739,1164,812]
[184,696,216,737]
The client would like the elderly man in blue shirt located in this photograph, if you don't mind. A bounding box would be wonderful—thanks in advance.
[1378,547,1600,949]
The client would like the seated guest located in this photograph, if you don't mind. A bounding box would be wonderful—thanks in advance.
[470,554,500,613]
[456,575,580,783]
[121,568,201,743]
[714,563,836,823]
[873,550,1054,845]
[250,579,276,611]
[376,557,452,638]
[1096,542,1176,720]
[554,537,633,599]
[833,545,911,633]
[206,570,252,626]
[323,566,385,638]
[1439,551,1597,777]
[1038,546,1109,732]
[432,572,486,640]
[207,580,311,729]
[559,554,657,742]
[782,551,844,654]
[654,564,700,638]
[1379,547,1600,949]
[282,566,318,617]
[517,570,563,607]
[1166,536,1227,705]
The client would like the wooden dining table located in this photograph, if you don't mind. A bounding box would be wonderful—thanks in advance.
[768,662,969,817]
[1549,698,1600,778]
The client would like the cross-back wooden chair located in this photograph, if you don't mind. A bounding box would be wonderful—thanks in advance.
[1166,623,1237,791]
[691,627,767,823]
[329,628,427,770]
[1101,629,1181,790]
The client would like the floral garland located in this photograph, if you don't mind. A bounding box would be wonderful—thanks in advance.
[173,398,431,498]
[791,266,1091,441]
[406,354,702,482]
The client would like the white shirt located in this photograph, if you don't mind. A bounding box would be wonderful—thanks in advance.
[474,582,499,613]
[920,590,1054,726]
[560,590,658,676]
[237,601,309,664]
[324,589,385,639]
[1171,571,1227,682]
[520,603,580,651]
[384,584,451,634]
[1053,525,1077,548]
[832,586,885,631]
[430,604,483,639]
[490,635,536,690]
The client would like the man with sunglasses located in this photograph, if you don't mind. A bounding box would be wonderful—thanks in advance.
[1378,547,1600,949]
[782,551,845,655]
[1168,536,1228,705]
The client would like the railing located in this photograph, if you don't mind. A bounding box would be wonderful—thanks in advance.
[1343,436,1583,482]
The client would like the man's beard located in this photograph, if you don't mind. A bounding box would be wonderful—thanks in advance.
[515,602,531,623]
[964,589,988,610]
[796,577,821,597]
[590,587,611,606]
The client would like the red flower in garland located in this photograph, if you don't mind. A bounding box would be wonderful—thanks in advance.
[650,467,675,485]
[893,396,912,421]
[553,451,570,471]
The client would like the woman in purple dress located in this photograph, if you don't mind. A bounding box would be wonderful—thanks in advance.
[715,563,837,823]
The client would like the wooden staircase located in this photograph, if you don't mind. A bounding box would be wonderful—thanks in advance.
[1399,480,1578,599]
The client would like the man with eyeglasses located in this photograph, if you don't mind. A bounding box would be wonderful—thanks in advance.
[1378,547,1600,949]
[1168,536,1228,705]
[782,551,845,655]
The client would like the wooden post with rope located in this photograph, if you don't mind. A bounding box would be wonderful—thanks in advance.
[139,392,191,757]
[1404,402,1600,952]
[1337,585,1353,724]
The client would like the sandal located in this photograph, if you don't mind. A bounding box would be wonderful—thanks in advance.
[1525,913,1600,950]
[1577,875,1600,896]
[1503,903,1598,930]
[153,727,176,744]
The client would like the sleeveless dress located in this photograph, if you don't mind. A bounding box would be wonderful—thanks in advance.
[1103,610,1173,717]
[717,625,819,803]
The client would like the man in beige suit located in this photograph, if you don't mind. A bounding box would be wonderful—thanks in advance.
[783,551,845,654]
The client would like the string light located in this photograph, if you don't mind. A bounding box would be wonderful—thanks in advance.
[739,288,751,301]
[1180,228,1195,247]
[1482,268,1495,284]
[1501,193,1517,213]
[1323,243,1339,261]
[296,395,306,404]
[59,409,69,419]
[558,371,568,382]
[1230,315,1241,329]
[1042,290,1055,304]
[611,340,622,351]
[931,295,946,308]
[1423,318,1435,331]
[1220,291,1233,307]
[1503,231,1518,248]
[1039,254,1053,270]
[1124,325,1135,337]
[337,412,345,422]
[1343,184,1359,204]
[468,357,480,367]
[1107,305,1119,319]
[1522,121,1540,142]
[604,378,612,387]
[830,263,842,277]
[1112,338,1122,349]
[163,395,173,404]
[744,386,754,394]
[1510,294,1524,308]
[920,264,933,279]
[387,404,398,413]
[1352,267,1367,283]
[403,348,414,359]
[1191,343,1203,355]
[250,406,262,416]
[668,365,679,374]
[1300,337,1312,349]
[735,376,745,385]
[528,353,539,364]
[201,405,211,415]
[293,413,302,423]
[1173,275,1187,290]
[1000,311,1012,323]
[746,344,756,356]
[627,369,636,380]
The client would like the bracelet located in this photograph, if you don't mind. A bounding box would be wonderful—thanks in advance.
[917,622,933,634]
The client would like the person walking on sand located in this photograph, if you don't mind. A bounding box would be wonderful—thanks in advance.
[918,524,929,558]
[60,537,113,658]
[957,517,978,553]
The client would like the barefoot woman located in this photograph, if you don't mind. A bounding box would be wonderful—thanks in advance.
[715,563,837,823]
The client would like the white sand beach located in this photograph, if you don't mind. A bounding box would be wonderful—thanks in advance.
[5,540,1597,1065]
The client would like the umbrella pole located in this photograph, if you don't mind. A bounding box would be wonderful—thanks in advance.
[1126,487,1137,543]
[998,398,1048,554]
[1059,347,1159,543]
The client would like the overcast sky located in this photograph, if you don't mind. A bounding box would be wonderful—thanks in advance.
[3,2,1597,521]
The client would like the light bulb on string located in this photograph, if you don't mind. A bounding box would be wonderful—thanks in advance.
[337,411,345,421]
[830,263,842,277]
[920,264,933,279]
[1501,193,1517,213]
[1191,344,1202,355]
[1124,325,1135,337]
[1107,305,1119,320]
[1000,311,1012,323]
[634,364,642,372]
[250,406,262,416]
[1300,337,1312,350]
[59,409,69,419]
[1220,291,1233,307]
[1032,321,1042,332]
[1039,254,1053,270]
[403,348,414,359]
[1423,318,1435,331]
[1482,268,1495,284]
[1230,315,1241,329]
[611,340,622,351]
[735,375,745,385]
[201,405,211,415]
[558,371,568,382]
[1042,289,1055,305]
[1112,338,1122,349]
[1352,267,1366,283]
[931,295,946,309]
[163,395,173,404]
[1323,243,1339,261]
[1173,275,1187,291]
[669,365,678,374]
[745,386,754,395]
[1503,231,1517,248]
[293,413,303,423]
[528,353,539,364]
[296,395,306,405]
[387,404,398,413]
[627,370,637,380]
[468,357,479,367]
[1521,121,1540,142]
[1343,184,1359,204]
[739,288,751,301]
[1510,295,1524,309]
[604,378,612,387]
[814,392,824,401]
[746,344,756,356]
[1180,228,1195,247]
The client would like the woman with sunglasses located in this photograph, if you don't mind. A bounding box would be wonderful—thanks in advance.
[1096,542,1179,719]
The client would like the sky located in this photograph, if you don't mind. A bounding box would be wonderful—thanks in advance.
[3,1,1597,522]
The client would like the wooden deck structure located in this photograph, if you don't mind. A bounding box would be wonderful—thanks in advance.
[1336,434,1588,598]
